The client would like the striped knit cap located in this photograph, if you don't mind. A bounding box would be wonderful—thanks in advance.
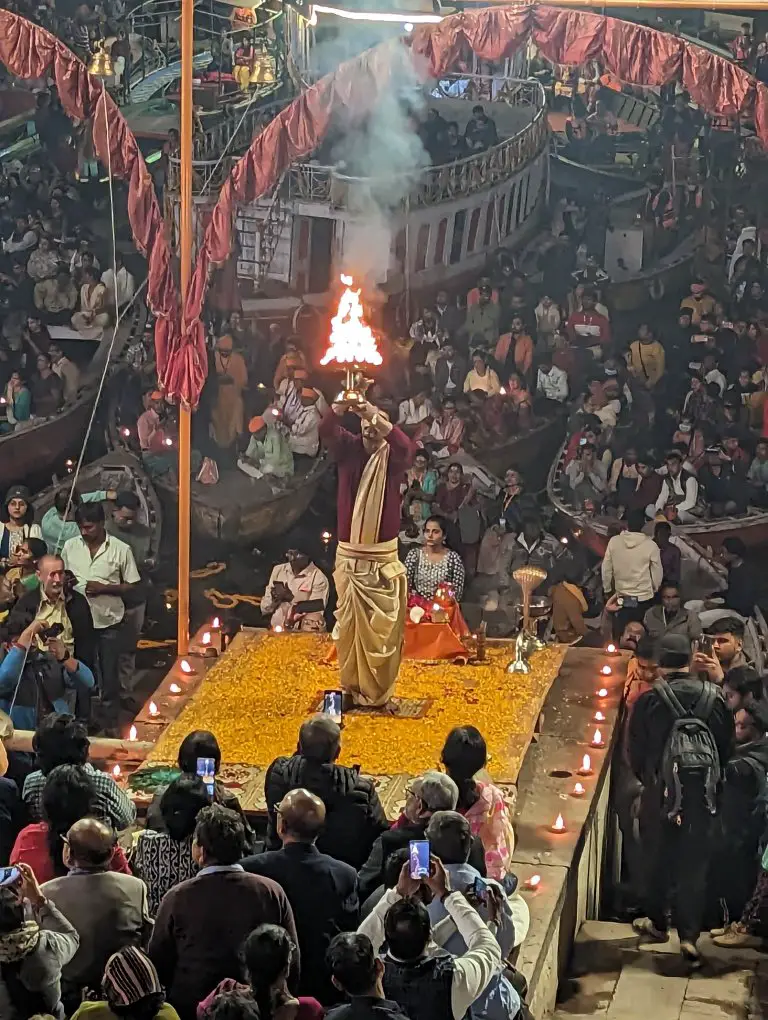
[103,946,163,1006]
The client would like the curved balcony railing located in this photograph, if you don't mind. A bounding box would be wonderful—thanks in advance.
[166,73,547,210]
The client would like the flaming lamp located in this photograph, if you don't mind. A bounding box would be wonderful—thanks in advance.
[320,275,383,403]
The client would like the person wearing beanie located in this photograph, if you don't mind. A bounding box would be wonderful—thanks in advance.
[71,946,180,1020]
[0,484,42,562]
[628,632,733,964]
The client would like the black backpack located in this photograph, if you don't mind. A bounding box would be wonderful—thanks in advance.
[654,679,722,823]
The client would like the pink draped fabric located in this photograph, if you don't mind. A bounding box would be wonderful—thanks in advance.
[0,12,181,391]
[174,5,768,408]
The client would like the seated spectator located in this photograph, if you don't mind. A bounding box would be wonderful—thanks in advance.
[101,254,135,312]
[440,726,515,881]
[30,352,63,417]
[70,945,180,1020]
[71,266,110,334]
[198,924,323,1020]
[12,761,131,883]
[397,387,434,438]
[565,288,611,352]
[26,235,60,282]
[242,789,359,1003]
[49,342,80,403]
[703,352,727,396]
[326,932,409,1020]
[463,351,501,396]
[464,286,500,352]
[653,450,699,523]
[433,343,466,402]
[260,546,329,634]
[145,730,250,836]
[494,316,533,383]
[442,121,469,162]
[721,428,750,474]
[405,515,465,603]
[357,854,502,1020]
[504,373,533,428]
[551,563,589,644]
[643,581,702,643]
[131,776,211,916]
[425,397,465,459]
[425,811,525,1020]
[699,447,748,517]
[0,617,95,731]
[3,214,38,254]
[0,861,79,1019]
[34,271,78,323]
[535,354,568,407]
[748,437,768,505]
[264,715,387,869]
[288,388,321,460]
[43,817,152,1010]
[357,771,463,903]
[626,324,666,391]
[0,370,31,432]
[149,805,299,1020]
[534,294,562,348]
[565,441,608,508]
[237,412,294,481]
[464,105,498,152]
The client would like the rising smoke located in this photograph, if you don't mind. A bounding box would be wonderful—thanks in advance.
[309,27,431,288]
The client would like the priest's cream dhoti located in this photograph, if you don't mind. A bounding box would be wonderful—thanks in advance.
[333,441,407,706]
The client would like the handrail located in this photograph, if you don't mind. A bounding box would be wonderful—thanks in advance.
[166,73,547,206]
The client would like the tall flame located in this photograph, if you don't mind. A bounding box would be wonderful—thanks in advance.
[321,275,383,368]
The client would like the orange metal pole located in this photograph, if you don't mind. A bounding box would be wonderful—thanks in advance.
[177,0,193,656]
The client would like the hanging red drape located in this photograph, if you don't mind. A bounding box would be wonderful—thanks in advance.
[0,12,184,397]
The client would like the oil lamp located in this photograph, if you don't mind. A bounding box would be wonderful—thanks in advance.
[320,275,382,403]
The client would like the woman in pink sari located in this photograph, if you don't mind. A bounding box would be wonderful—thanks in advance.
[441,725,516,881]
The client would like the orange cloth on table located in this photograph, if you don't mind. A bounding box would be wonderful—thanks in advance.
[324,601,470,663]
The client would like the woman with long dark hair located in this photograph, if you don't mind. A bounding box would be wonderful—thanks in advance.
[132,776,211,915]
[441,725,516,882]
[404,514,465,602]
[10,764,129,883]
[0,484,41,561]
[197,924,323,1020]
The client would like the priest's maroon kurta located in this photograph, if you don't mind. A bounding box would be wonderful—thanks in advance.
[319,411,414,542]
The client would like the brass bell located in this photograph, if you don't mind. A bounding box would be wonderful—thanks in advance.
[87,41,114,79]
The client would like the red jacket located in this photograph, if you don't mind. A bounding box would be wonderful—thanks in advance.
[566,311,612,347]
[11,821,131,884]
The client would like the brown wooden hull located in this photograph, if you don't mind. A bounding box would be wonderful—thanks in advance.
[475,416,565,492]
[0,397,96,494]
[154,459,330,545]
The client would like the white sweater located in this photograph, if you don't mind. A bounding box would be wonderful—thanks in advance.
[601,530,663,602]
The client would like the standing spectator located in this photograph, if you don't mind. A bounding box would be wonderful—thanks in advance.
[326,932,410,1020]
[601,509,663,639]
[62,501,141,729]
[0,862,79,1019]
[653,521,681,586]
[629,634,733,963]
[12,763,131,884]
[242,788,358,1004]
[131,776,211,916]
[43,818,152,1009]
[357,857,502,1020]
[149,805,299,1020]
[264,716,387,869]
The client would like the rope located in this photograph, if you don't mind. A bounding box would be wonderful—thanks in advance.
[55,83,148,554]
[199,85,261,194]
[202,588,262,610]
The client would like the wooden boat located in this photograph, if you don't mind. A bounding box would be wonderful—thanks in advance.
[547,440,768,556]
[33,450,163,562]
[105,368,331,545]
[474,415,565,492]
[550,153,645,199]
[0,307,143,494]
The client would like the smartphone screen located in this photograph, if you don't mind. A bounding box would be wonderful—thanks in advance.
[196,757,216,797]
[409,839,430,880]
[473,875,489,902]
[0,866,20,887]
[322,690,343,725]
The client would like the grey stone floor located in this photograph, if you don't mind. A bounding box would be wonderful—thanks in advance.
[551,921,768,1020]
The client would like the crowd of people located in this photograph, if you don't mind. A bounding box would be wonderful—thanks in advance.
[0,711,533,1020]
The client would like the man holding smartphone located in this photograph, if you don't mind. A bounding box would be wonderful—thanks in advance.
[602,509,663,639]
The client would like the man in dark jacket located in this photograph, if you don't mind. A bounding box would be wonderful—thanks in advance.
[357,772,486,903]
[629,633,734,963]
[708,701,768,928]
[264,715,388,869]
[242,788,359,1004]
[326,932,412,1020]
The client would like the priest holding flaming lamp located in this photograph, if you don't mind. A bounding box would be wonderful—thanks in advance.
[319,276,416,707]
